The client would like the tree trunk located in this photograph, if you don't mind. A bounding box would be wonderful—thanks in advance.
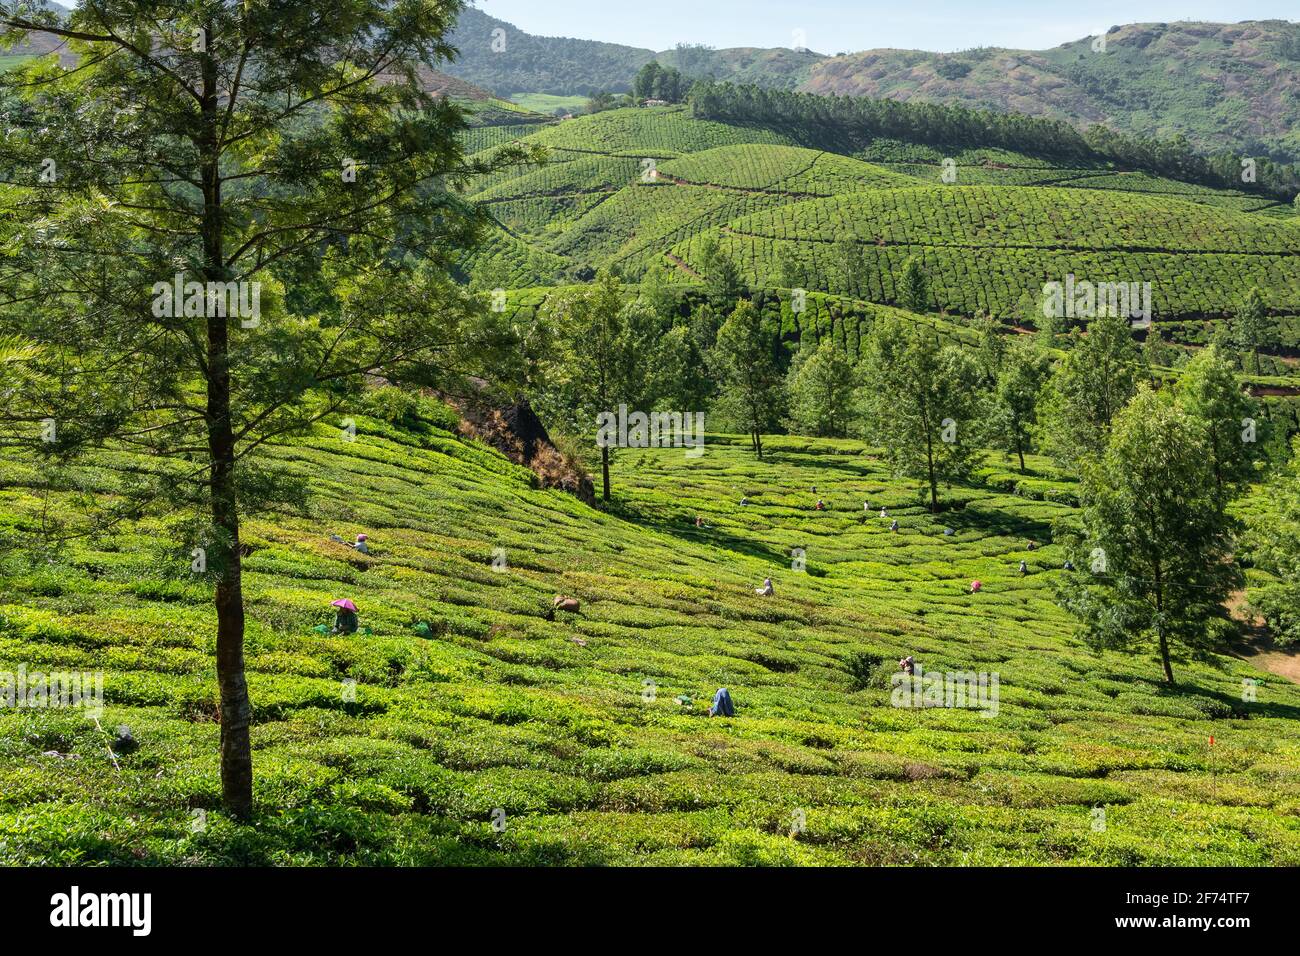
[201,37,253,819]
[924,433,938,512]
[1154,562,1174,684]
[1015,431,1026,473]
[1157,625,1174,684]
[600,445,610,502]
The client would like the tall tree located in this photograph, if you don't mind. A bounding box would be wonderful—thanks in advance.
[1041,314,1144,467]
[862,318,981,511]
[1232,287,1276,375]
[834,238,866,300]
[1176,344,1258,503]
[785,338,859,438]
[711,300,782,459]
[0,0,529,817]
[697,236,744,309]
[540,270,647,501]
[973,315,1007,388]
[1243,437,1300,648]
[1059,387,1237,683]
[990,336,1051,473]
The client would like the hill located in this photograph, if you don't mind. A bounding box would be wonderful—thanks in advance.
[458,107,1300,324]
[800,21,1300,163]
[455,104,1300,442]
[444,12,1300,164]
[4,393,1299,865]
[445,6,825,98]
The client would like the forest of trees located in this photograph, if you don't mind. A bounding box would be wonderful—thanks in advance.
[525,245,1298,682]
[632,62,692,104]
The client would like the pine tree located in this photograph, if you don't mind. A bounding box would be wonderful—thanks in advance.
[899,257,929,314]
[711,301,783,458]
[0,0,530,817]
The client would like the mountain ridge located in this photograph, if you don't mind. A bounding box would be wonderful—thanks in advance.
[442,12,1300,162]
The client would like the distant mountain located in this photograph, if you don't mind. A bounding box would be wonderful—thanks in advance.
[444,6,824,98]
[445,12,1300,162]
[446,7,656,97]
[800,21,1300,162]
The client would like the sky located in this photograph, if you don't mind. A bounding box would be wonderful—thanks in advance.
[472,0,1298,54]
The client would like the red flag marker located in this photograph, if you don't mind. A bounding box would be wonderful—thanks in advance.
[1209,736,1215,746]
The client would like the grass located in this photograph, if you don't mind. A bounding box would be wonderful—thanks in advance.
[3,398,1299,865]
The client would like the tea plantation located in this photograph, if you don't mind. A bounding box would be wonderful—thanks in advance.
[3,398,1299,865]
[460,106,1300,327]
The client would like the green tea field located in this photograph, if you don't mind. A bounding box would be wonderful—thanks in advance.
[3,396,1298,865]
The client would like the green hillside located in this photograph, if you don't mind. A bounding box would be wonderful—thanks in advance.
[4,395,1299,865]
[5,4,1300,879]
[459,107,1300,330]
[675,185,1300,319]
[444,7,826,98]
[802,21,1300,164]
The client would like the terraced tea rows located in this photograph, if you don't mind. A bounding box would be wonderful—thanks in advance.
[667,186,1300,318]
[456,108,1300,329]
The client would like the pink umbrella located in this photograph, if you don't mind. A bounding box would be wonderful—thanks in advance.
[331,599,358,612]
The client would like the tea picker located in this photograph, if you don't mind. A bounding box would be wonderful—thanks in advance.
[330,598,359,635]
[708,687,735,717]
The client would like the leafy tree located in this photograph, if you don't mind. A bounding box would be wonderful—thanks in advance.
[777,256,804,292]
[1035,307,1063,349]
[632,62,688,103]
[688,301,723,355]
[1232,287,1276,375]
[1041,314,1144,467]
[898,256,928,314]
[540,270,647,501]
[0,0,527,818]
[861,319,981,511]
[973,315,1007,387]
[1209,319,1240,369]
[645,323,708,413]
[711,300,783,458]
[990,336,1051,473]
[632,62,663,101]
[585,90,617,114]
[638,264,680,324]
[1243,437,1300,647]
[1141,326,1179,370]
[785,339,859,437]
[1176,344,1258,502]
[1058,387,1238,683]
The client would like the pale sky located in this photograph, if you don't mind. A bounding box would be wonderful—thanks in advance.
[471,0,1298,54]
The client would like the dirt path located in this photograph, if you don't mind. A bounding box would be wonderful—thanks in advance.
[664,252,700,278]
[1228,590,1300,684]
